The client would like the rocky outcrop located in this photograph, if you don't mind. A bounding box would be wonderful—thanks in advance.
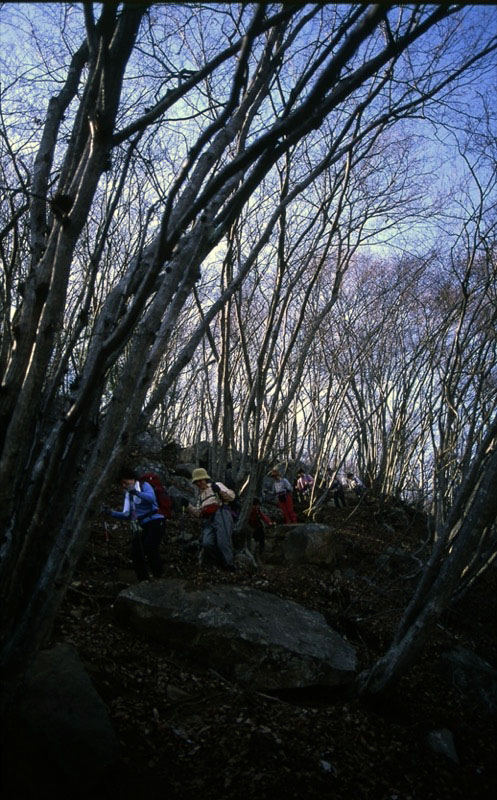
[167,480,196,509]
[114,579,356,690]
[263,523,336,567]
[173,462,197,479]
[3,643,120,799]
[133,429,164,455]
[177,440,212,466]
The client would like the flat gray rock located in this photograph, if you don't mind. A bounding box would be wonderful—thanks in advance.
[115,579,356,690]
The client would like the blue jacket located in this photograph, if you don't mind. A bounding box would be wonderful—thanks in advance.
[111,481,164,525]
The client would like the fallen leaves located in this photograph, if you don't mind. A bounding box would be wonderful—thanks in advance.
[50,494,497,800]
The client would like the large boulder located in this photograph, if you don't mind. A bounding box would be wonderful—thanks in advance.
[177,440,212,465]
[3,643,120,799]
[263,523,336,567]
[114,579,356,690]
[167,481,196,511]
[173,462,197,479]
[133,428,164,455]
[375,545,421,577]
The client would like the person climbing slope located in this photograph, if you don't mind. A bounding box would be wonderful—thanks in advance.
[270,468,298,523]
[248,497,275,556]
[108,468,165,581]
[184,468,236,570]
[346,472,366,498]
[295,469,314,501]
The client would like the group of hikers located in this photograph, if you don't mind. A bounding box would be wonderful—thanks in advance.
[106,464,366,582]
[272,467,365,521]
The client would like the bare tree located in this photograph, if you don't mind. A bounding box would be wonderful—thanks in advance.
[356,144,497,696]
[1,2,496,695]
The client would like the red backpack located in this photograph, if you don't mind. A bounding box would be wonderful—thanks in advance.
[139,472,173,519]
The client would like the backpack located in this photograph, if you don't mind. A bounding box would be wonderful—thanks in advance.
[139,472,173,519]
[214,480,240,521]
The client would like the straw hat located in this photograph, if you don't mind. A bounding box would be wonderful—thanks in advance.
[191,468,210,483]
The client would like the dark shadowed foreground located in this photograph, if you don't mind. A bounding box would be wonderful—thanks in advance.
[5,489,496,800]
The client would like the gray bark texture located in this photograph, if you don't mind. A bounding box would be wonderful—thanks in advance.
[1,3,494,709]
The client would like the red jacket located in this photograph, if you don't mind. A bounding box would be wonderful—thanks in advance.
[249,506,272,527]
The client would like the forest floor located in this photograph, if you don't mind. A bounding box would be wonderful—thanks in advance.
[52,477,497,800]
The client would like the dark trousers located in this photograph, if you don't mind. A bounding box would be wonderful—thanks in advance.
[201,507,234,568]
[333,488,346,507]
[131,518,165,580]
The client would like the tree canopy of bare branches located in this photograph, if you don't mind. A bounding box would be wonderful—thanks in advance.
[0,3,496,697]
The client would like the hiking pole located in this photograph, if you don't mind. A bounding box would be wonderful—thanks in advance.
[103,519,118,594]
[103,519,111,561]
[104,519,111,551]
[181,497,189,517]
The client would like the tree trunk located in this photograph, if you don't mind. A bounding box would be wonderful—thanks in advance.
[357,436,497,697]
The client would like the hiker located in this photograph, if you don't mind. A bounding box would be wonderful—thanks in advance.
[185,468,236,570]
[270,468,298,523]
[248,497,274,555]
[346,472,366,498]
[330,475,346,508]
[108,468,165,581]
[295,469,314,501]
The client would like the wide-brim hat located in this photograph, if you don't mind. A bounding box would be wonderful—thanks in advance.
[192,467,210,483]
